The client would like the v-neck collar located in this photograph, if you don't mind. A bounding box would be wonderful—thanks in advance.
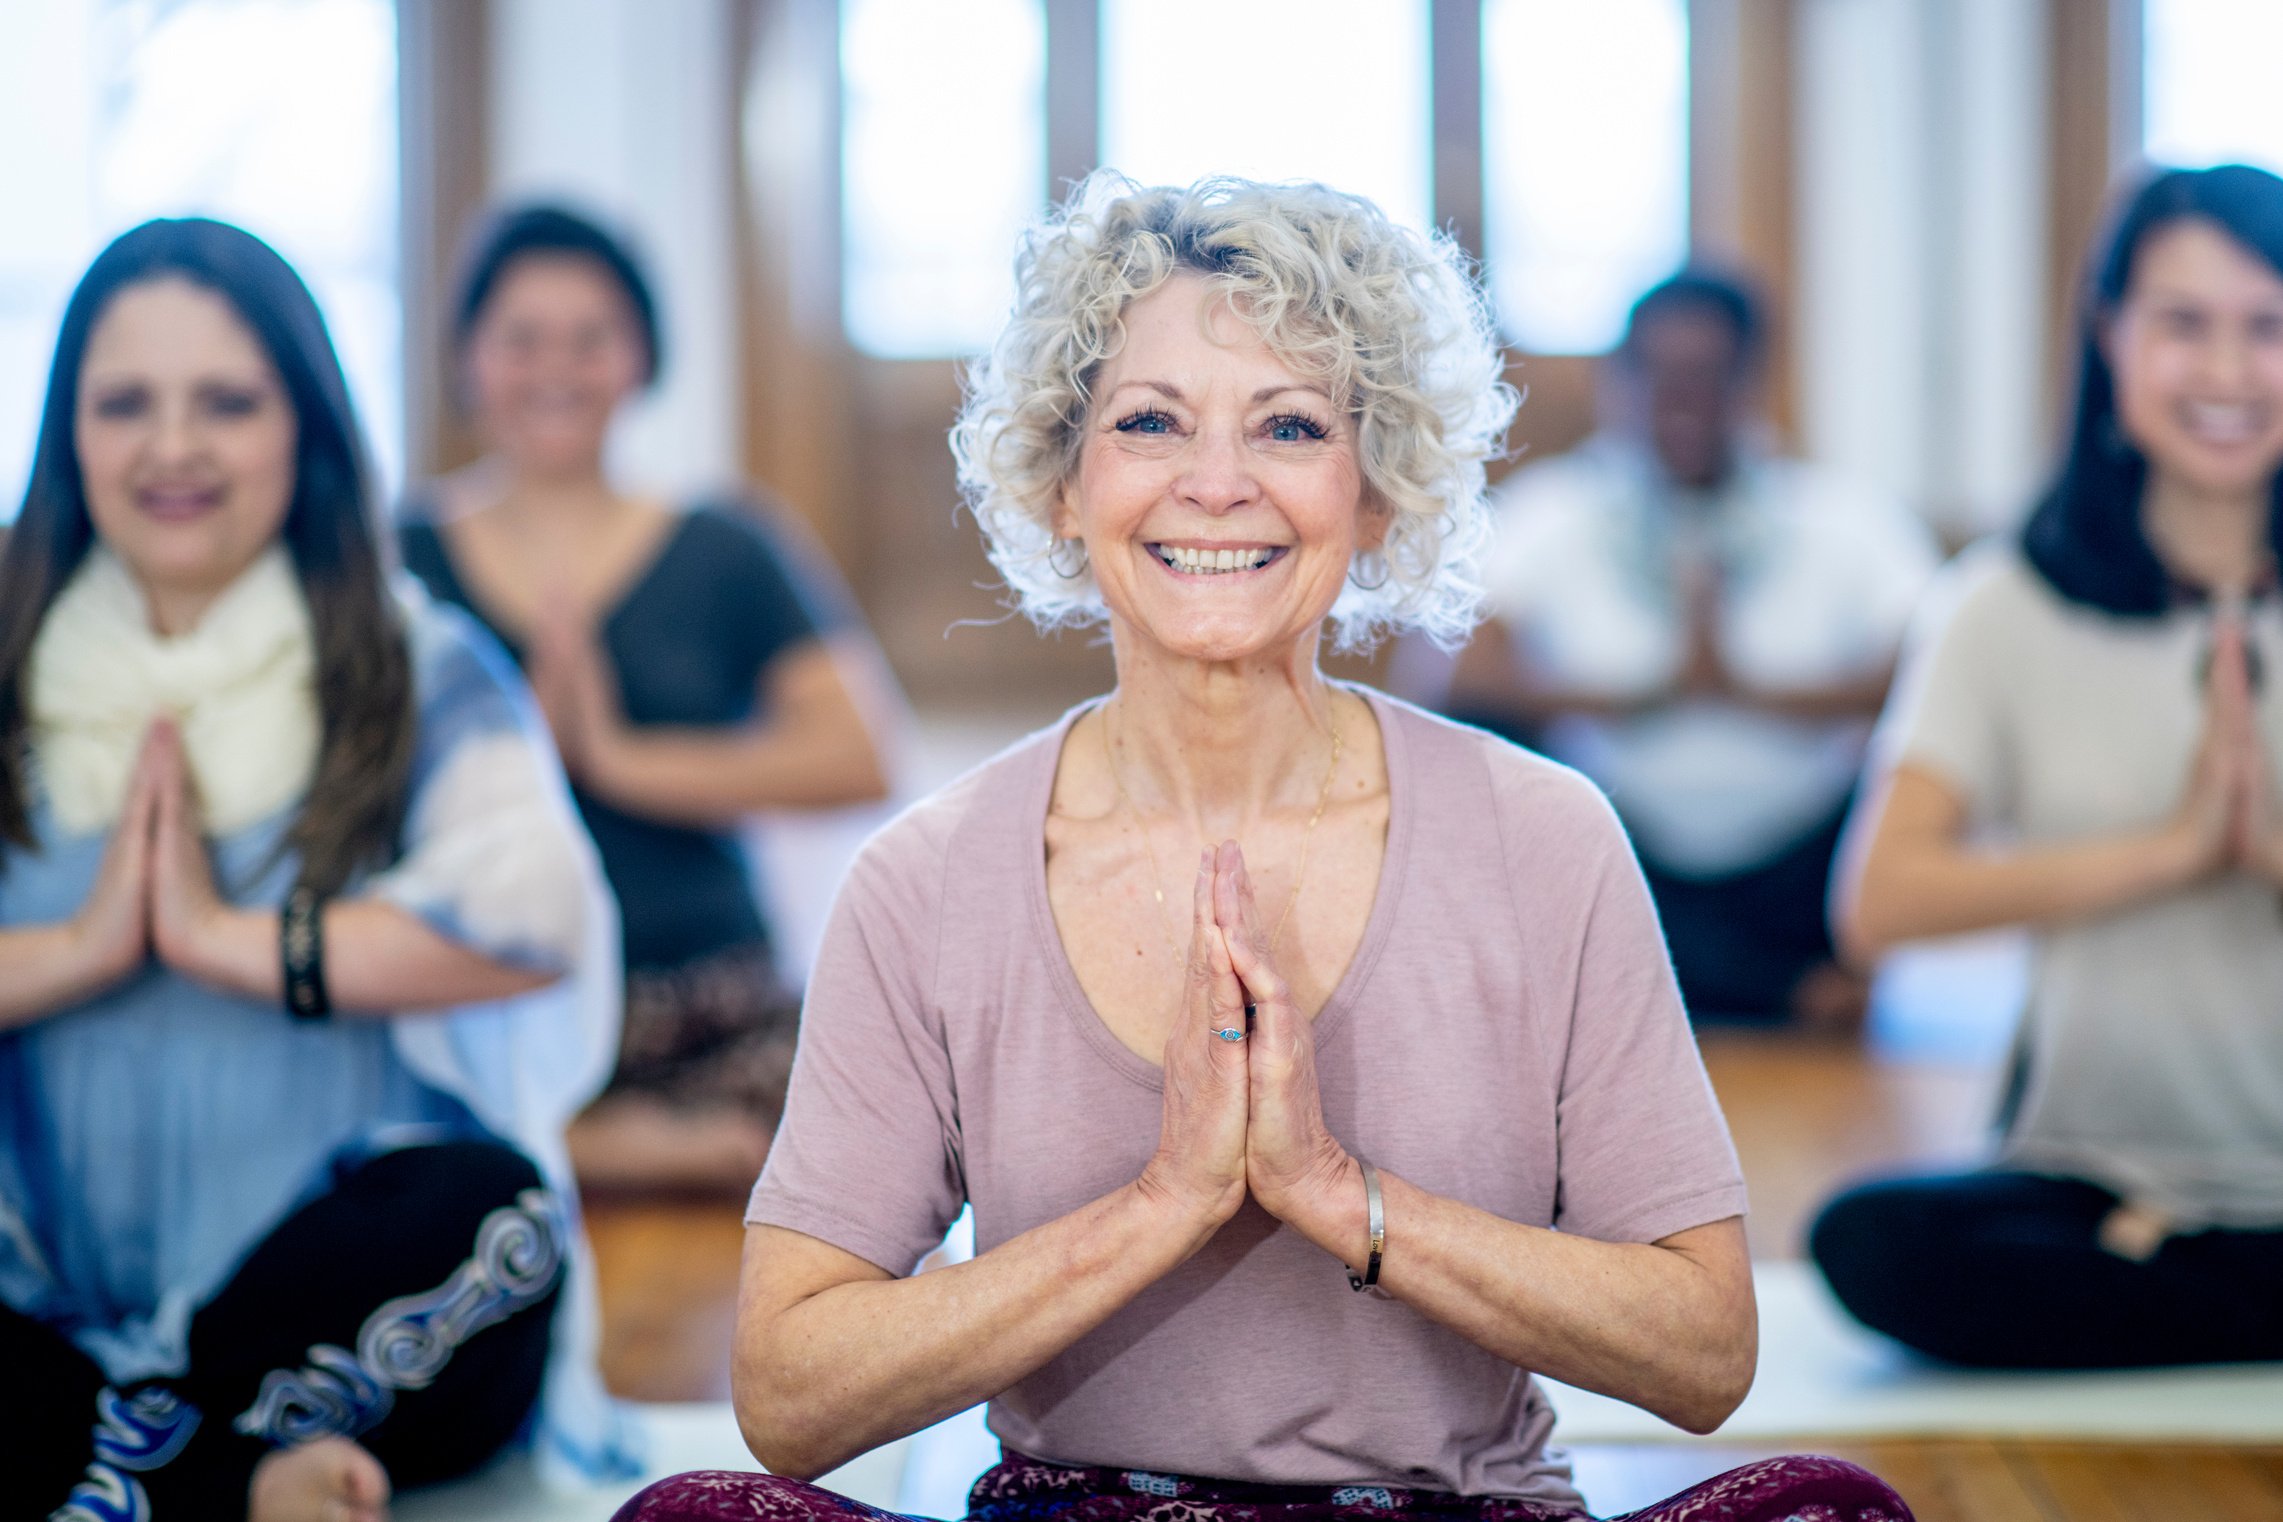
[1021,685,1413,1091]
[410,506,697,654]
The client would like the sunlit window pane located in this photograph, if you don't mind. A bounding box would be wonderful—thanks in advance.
[0,0,399,512]
[2145,0,2283,173]
[1483,0,1689,354]
[841,0,1045,359]
[1099,0,1431,233]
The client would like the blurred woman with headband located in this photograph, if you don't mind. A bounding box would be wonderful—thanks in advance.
[400,204,898,1195]
[0,219,628,1520]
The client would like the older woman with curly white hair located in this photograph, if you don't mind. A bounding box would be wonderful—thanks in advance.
[616,177,1913,1522]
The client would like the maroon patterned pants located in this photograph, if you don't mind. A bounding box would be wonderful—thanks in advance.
[610,1450,1913,1522]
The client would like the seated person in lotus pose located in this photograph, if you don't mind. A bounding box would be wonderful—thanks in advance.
[1438,272,1939,1028]
[400,204,898,1194]
[617,176,1913,1522]
[1814,164,2283,1369]
[0,219,628,1521]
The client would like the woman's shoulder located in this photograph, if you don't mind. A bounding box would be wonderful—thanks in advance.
[394,581,528,717]
[839,714,1073,907]
[1375,692,1625,859]
[1909,537,2068,649]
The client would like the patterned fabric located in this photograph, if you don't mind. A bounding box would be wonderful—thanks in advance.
[616,942,802,1125]
[233,1185,566,1444]
[608,1452,1914,1522]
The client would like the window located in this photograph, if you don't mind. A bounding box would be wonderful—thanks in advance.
[0,0,400,510]
[2144,0,2283,174]
[840,0,1047,359]
[1481,0,1689,354]
[1098,0,1432,234]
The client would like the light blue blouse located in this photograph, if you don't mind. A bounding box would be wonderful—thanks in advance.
[0,593,633,1479]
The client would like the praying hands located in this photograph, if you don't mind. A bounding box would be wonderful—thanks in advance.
[2172,614,2283,886]
[1143,839,1373,1276]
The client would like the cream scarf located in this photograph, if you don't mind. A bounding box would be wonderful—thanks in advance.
[28,546,320,837]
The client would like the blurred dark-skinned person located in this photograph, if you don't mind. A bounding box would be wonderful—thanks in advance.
[1438,271,1940,1030]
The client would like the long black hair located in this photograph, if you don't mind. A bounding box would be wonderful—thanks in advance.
[2023,163,2283,615]
[0,217,414,894]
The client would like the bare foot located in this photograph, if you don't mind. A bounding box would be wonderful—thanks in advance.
[567,1096,772,1196]
[1789,961,1871,1038]
[248,1437,390,1522]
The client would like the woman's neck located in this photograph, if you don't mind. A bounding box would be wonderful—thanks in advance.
[2143,470,2273,595]
[1103,638,1343,838]
[467,456,623,537]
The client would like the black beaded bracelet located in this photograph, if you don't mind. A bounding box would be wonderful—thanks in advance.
[281,886,330,1022]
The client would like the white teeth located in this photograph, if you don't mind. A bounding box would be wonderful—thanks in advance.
[1155,544,1277,575]
[2184,402,2261,444]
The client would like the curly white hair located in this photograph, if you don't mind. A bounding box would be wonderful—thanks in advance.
[950,172,1518,652]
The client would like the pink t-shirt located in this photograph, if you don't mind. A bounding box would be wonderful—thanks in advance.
[749,690,1746,1507]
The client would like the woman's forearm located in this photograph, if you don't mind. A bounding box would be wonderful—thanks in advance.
[1843,830,2196,958]
[583,640,895,827]
[1279,1165,1754,1434]
[584,718,887,826]
[169,899,557,1013]
[0,922,128,1029]
[736,1181,1220,1480]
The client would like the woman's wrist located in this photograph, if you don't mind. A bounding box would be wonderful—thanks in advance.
[160,904,277,998]
[2144,818,2222,893]
[1131,1159,1244,1246]
[1261,1147,1369,1265]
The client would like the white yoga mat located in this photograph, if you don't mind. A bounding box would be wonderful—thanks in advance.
[1542,1259,2283,1445]
[401,1261,2283,1520]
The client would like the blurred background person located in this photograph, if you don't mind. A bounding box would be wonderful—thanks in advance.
[1814,164,2283,1370]
[0,219,627,1521]
[398,205,900,1196]
[1426,271,1941,1030]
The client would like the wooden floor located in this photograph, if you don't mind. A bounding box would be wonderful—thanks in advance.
[583,1033,2283,1521]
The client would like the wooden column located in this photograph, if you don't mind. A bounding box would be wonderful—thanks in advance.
[1688,0,1798,444]
[396,0,491,481]
[735,0,856,566]
[2046,0,2143,425]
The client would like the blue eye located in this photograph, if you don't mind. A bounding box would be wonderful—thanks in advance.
[1267,413,1328,443]
[1115,408,1175,435]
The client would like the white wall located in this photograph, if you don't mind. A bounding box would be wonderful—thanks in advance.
[1794,0,2050,538]
[486,0,740,498]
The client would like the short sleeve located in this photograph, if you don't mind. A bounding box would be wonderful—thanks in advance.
[363,602,595,972]
[688,502,856,680]
[1519,775,1749,1244]
[745,824,965,1275]
[1867,547,2017,822]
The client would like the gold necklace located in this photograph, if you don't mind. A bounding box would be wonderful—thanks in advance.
[1102,696,1344,960]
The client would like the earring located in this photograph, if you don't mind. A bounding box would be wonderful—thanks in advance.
[1047,538,1090,580]
[1348,550,1391,592]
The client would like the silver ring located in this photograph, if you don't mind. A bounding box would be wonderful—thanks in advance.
[1213,1027,1246,1042]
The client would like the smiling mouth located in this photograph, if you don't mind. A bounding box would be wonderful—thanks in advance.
[137,486,224,521]
[1150,543,1285,576]
[2179,401,2269,447]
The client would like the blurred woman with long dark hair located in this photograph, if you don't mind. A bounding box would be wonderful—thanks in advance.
[1816,165,2283,1369]
[0,219,629,1518]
